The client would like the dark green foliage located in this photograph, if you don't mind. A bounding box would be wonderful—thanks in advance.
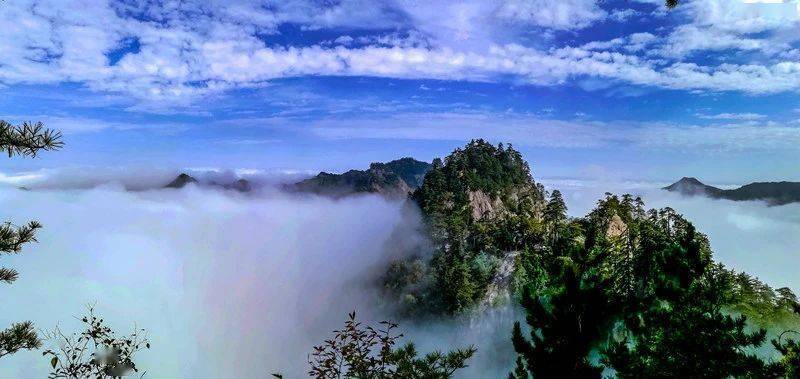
[512,193,794,377]
[767,304,800,377]
[543,190,567,245]
[543,190,566,226]
[771,334,800,378]
[601,226,769,377]
[308,311,475,378]
[725,271,800,327]
[380,157,433,189]
[0,321,41,358]
[413,140,534,221]
[375,140,798,375]
[666,0,679,8]
[42,306,150,378]
[509,356,528,379]
[511,259,611,378]
[0,119,61,359]
[431,244,481,314]
[387,140,545,314]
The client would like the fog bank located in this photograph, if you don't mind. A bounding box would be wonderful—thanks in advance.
[0,186,414,377]
[1,175,797,377]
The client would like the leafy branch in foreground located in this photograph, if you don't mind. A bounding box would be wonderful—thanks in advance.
[308,311,475,378]
[0,120,63,157]
[42,306,150,378]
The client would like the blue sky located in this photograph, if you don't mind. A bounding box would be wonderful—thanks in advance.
[2,0,800,183]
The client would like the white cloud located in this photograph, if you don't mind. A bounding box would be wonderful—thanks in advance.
[0,115,184,134]
[687,0,800,34]
[582,32,657,52]
[697,112,767,120]
[494,0,608,30]
[305,111,611,148]
[609,8,641,22]
[656,25,773,57]
[635,121,800,151]
[228,109,800,153]
[655,0,800,58]
[2,0,800,107]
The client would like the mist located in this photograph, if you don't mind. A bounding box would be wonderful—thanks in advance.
[0,184,412,377]
[1,174,798,377]
[0,180,515,377]
[0,166,311,191]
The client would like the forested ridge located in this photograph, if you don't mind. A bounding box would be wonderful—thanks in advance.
[375,139,800,378]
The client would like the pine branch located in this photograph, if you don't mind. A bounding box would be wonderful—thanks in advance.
[0,221,42,285]
[0,267,19,284]
[0,321,42,358]
[0,120,63,158]
[0,221,42,254]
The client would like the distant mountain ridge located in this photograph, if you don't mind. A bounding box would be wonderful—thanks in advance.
[165,173,198,189]
[289,157,432,199]
[664,177,800,205]
[164,173,252,192]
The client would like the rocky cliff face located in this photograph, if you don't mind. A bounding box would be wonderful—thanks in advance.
[468,190,504,220]
[606,214,628,239]
[385,140,548,315]
[479,252,519,309]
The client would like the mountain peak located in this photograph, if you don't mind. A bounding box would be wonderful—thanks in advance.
[225,178,252,192]
[664,177,800,205]
[678,177,705,185]
[289,158,431,199]
[664,177,722,197]
[164,173,198,189]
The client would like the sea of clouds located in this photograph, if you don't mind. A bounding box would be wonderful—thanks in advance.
[0,171,797,377]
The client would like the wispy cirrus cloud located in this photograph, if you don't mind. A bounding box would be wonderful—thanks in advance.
[696,112,767,120]
[0,115,186,134]
[224,109,800,153]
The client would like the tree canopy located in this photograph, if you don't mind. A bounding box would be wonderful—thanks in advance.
[510,193,799,377]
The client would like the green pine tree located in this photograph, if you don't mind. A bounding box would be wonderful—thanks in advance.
[510,245,613,378]
[602,224,769,377]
